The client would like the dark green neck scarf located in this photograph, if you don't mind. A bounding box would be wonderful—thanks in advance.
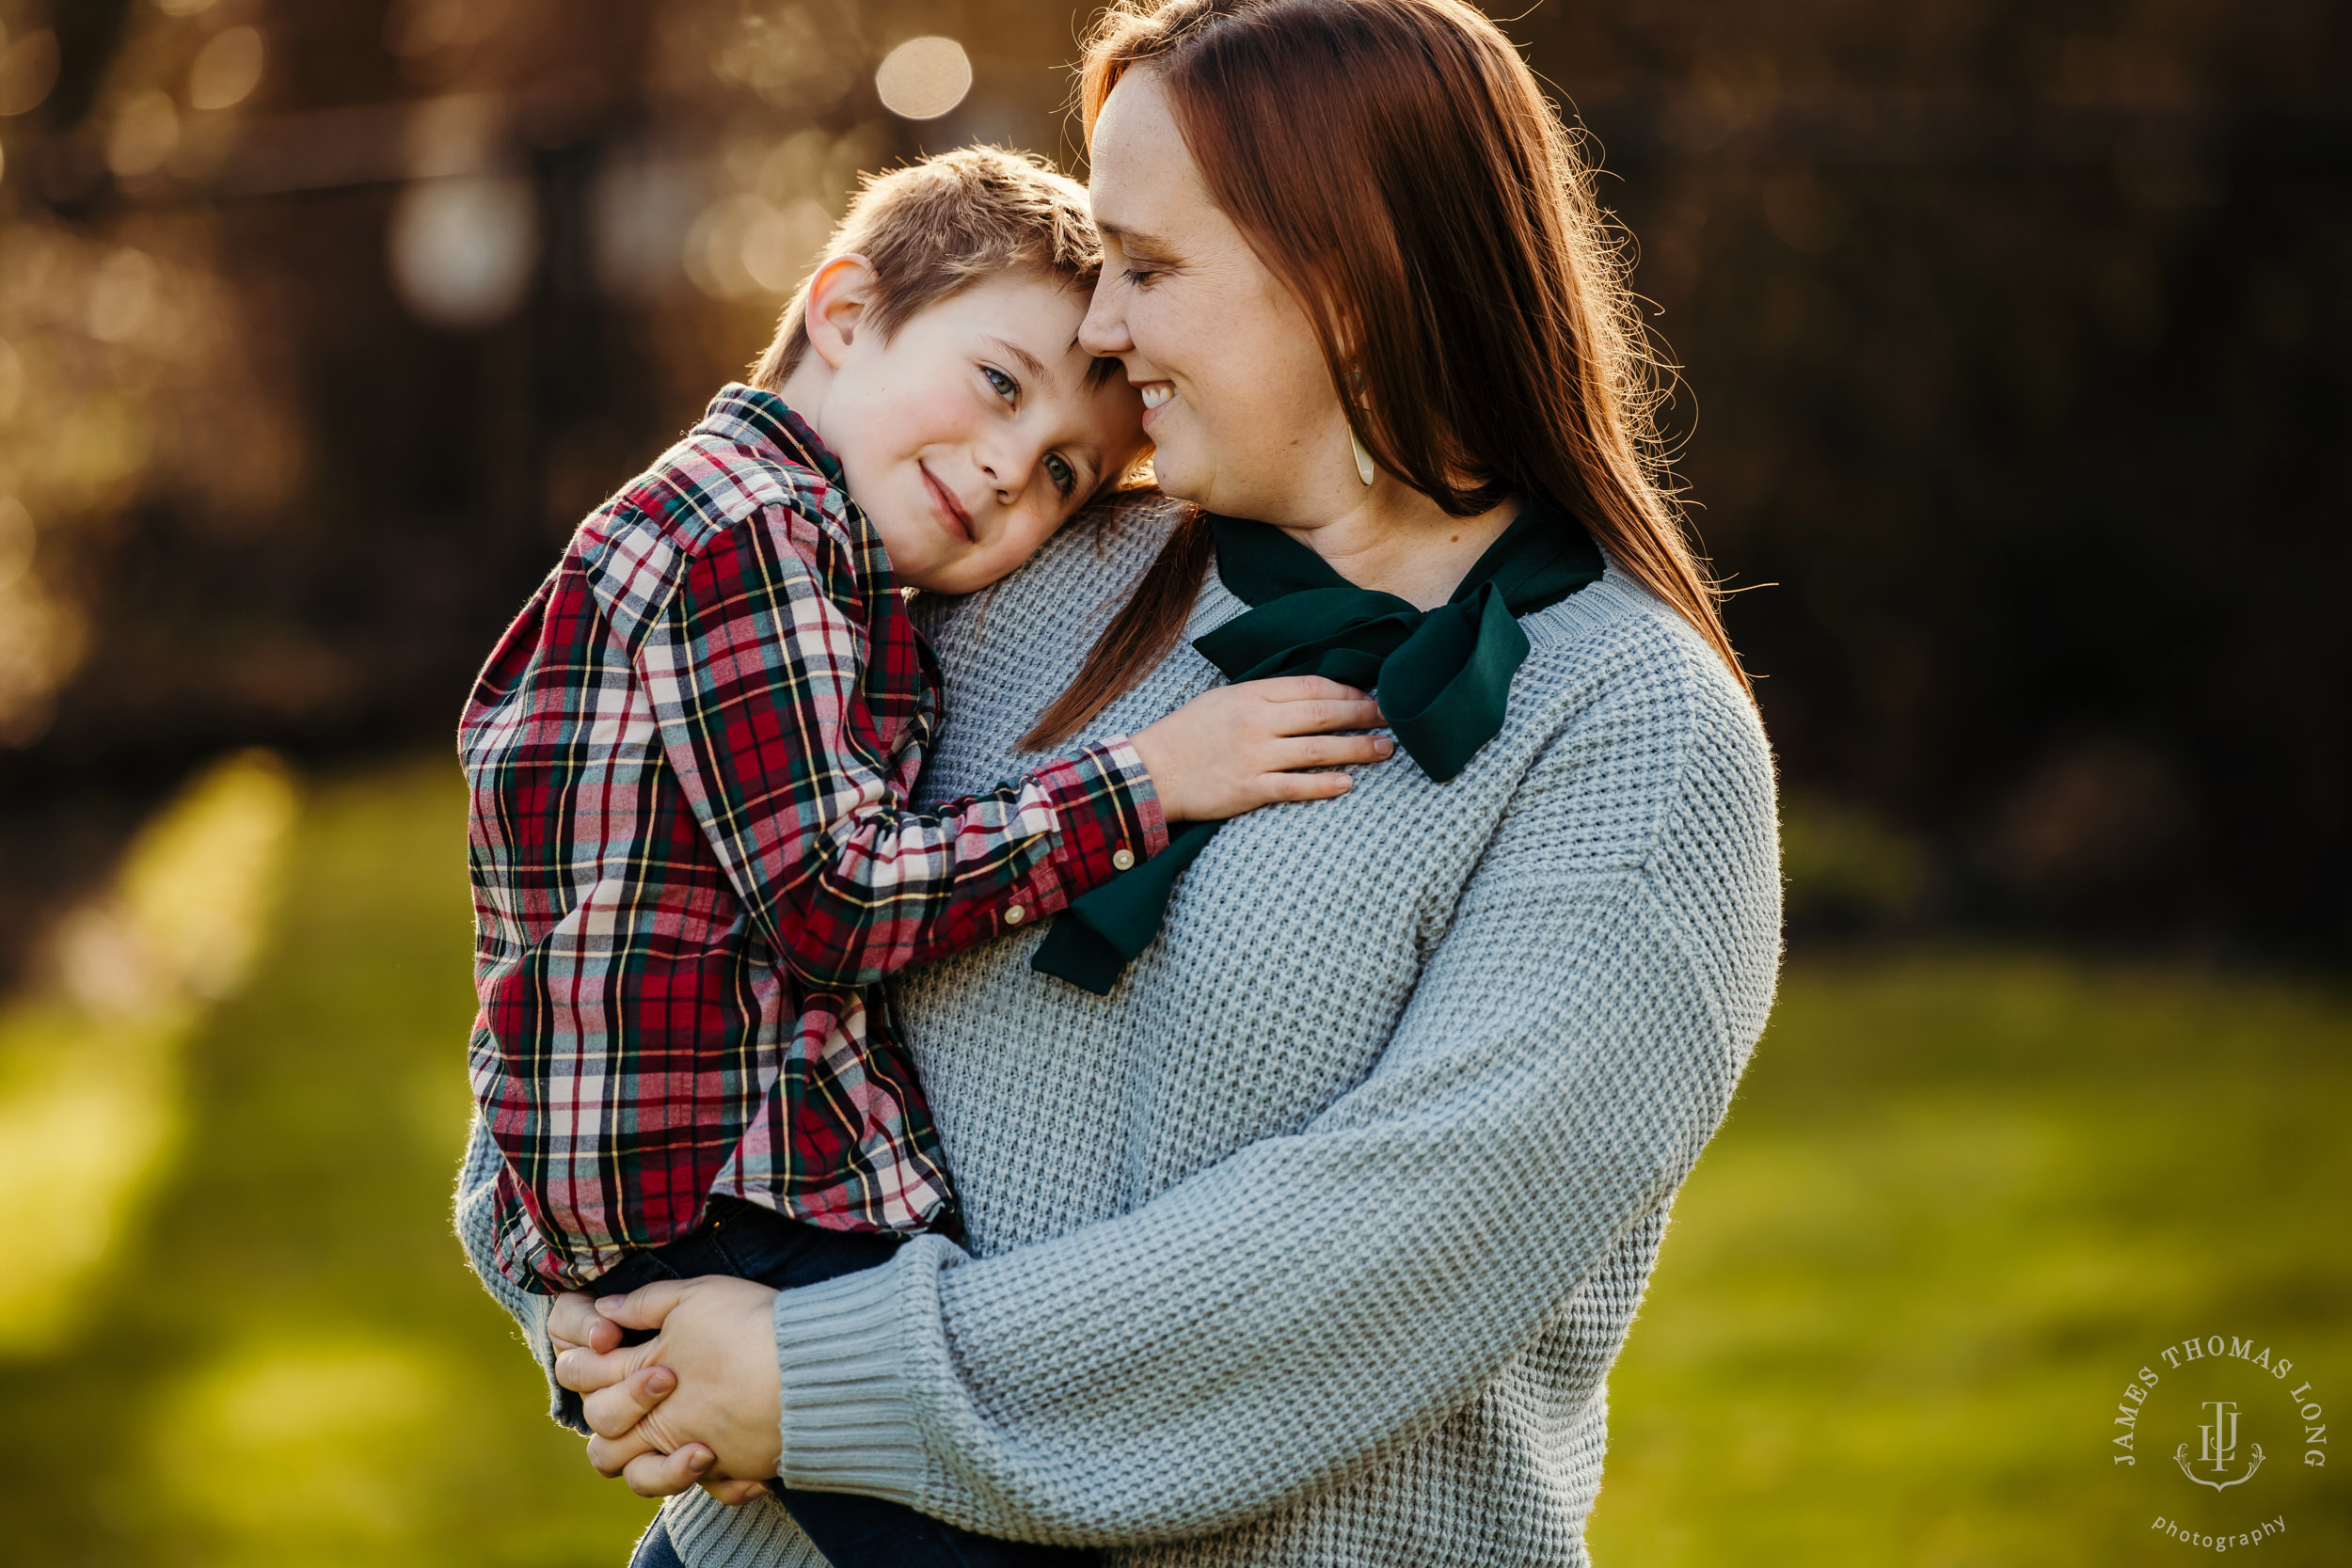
[1030,492,1604,995]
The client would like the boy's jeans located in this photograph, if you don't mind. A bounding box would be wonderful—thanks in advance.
[595,1196,1099,1568]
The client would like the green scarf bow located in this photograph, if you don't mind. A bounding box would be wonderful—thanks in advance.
[1030,492,1603,995]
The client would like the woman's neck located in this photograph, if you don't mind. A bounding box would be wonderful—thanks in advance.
[1273,483,1518,609]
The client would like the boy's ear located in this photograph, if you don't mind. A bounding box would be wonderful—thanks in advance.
[803,254,879,372]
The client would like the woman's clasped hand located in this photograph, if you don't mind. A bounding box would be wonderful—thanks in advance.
[549,1283,782,1504]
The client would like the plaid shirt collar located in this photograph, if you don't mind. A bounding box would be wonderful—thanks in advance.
[696,384,846,489]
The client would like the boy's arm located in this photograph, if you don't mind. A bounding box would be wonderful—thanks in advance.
[639,502,1166,989]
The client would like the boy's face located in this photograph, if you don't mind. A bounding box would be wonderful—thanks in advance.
[817,272,1149,595]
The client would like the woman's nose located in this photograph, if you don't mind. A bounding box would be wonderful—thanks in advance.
[1078,273,1132,357]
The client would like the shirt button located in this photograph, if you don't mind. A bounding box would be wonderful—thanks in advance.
[1111,848,1136,871]
[1005,904,1027,925]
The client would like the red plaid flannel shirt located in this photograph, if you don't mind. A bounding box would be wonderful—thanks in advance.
[462,386,1165,1291]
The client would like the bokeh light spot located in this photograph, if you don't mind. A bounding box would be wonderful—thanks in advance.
[87,249,160,342]
[742,198,835,293]
[682,193,769,298]
[0,497,32,592]
[875,37,971,121]
[189,25,264,111]
[0,27,59,118]
[389,174,540,329]
[107,91,182,178]
[591,145,700,299]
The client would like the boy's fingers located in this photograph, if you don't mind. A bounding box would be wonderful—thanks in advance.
[1268,698,1386,736]
[596,1276,691,1332]
[1256,770,1355,802]
[548,1291,604,1348]
[1268,735,1392,771]
[1248,676,1365,705]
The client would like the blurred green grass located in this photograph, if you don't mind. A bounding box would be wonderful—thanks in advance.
[1589,956,2351,1565]
[1,759,654,1566]
[2,758,2344,1565]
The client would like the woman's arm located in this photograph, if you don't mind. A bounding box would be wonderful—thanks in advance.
[576,639,1781,1542]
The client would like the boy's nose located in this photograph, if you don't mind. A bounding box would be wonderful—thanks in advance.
[976,443,1036,506]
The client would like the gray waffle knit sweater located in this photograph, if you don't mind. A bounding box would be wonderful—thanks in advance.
[455,497,1782,1567]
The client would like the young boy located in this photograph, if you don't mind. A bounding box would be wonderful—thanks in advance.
[461,148,1386,1567]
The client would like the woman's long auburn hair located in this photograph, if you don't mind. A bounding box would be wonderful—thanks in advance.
[1022,0,1745,752]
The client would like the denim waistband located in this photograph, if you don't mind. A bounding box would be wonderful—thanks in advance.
[591,1196,906,1302]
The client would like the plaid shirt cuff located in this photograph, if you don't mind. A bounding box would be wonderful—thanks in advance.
[998,738,1167,930]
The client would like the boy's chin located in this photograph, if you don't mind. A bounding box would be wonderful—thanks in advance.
[898,560,990,596]
[867,520,945,582]
[875,541,975,595]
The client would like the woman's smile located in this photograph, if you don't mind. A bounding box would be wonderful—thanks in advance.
[1137,381,1177,434]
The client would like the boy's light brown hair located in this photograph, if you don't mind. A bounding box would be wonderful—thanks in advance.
[751,145,1105,389]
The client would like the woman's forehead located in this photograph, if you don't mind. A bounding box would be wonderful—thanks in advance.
[1089,71,1213,234]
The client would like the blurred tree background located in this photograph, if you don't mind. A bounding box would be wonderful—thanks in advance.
[0,0,2344,965]
[0,0,2345,1564]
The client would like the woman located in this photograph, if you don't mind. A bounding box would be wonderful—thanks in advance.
[487,0,1781,1561]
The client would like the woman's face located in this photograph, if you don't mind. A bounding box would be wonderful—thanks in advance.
[1080,70,1358,527]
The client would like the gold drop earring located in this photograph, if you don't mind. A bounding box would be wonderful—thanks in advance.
[1346,369,1376,486]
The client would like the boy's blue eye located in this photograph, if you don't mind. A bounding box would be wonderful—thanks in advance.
[983,365,1018,402]
[1045,452,1076,499]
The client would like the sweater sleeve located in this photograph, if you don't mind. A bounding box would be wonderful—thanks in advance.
[452,1110,578,1433]
[766,647,1783,1544]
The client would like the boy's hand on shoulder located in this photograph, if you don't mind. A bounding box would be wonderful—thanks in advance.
[1131,676,1391,822]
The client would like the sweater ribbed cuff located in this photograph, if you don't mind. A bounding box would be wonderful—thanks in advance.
[772,1253,933,1504]
[514,1289,591,1434]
